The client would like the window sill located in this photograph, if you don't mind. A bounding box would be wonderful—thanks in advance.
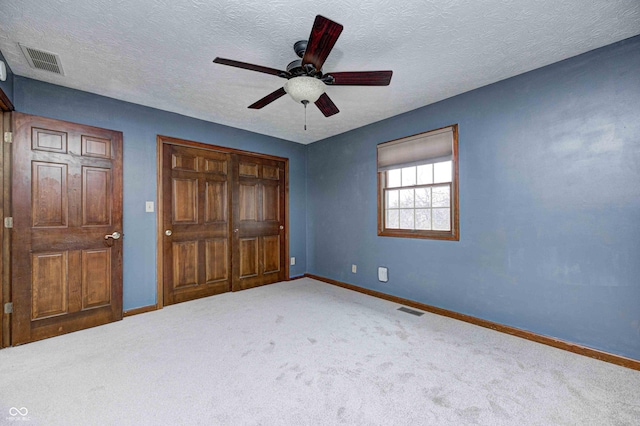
[378,229,459,241]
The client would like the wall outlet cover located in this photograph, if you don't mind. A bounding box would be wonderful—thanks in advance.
[378,267,388,282]
[352,264,357,273]
[145,201,154,212]
[290,257,296,266]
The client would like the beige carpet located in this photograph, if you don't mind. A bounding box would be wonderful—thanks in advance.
[1,278,639,425]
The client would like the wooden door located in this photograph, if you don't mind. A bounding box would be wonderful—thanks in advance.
[162,145,231,305]
[232,154,286,290]
[11,113,123,344]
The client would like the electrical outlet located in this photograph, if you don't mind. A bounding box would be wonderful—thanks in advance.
[352,264,357,273]
[145,201,154,212]
[290,257,296,266]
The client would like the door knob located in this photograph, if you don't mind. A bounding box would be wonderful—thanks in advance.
[165,230,172,236]
[233,229,239,233]
[105,231,121,240]
[279,225,284,230]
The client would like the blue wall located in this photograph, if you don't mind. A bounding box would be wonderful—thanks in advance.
[307,36,640,360]
[13,77,308,310]
[0,50,14,105]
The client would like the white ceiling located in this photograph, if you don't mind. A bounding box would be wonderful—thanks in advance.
[0,1,638,144]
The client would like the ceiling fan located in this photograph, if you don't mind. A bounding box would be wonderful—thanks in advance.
[213,15,393,120]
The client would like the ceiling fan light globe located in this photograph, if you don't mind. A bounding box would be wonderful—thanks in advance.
[284,76,325,104]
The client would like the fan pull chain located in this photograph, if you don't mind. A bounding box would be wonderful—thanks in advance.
[302,100,308,131]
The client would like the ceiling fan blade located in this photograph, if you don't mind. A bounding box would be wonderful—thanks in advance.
[314,93,340,117]
[213,57,287,78]
[327,71,393,86]
[302,15,344,71]
[248,87,287,109]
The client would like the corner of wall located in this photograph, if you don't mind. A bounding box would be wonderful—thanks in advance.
[304,142,312,274]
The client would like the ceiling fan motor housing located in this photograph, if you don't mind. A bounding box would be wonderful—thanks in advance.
[294,40,307,58]
[287,58,322,78]
[287,59,303,73]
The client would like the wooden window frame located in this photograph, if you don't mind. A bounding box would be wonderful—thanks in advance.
[377,124,459,241]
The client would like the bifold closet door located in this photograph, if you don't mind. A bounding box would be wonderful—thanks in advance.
[162,145,232,305]
[231,154,286,291]
[162,143,286,304]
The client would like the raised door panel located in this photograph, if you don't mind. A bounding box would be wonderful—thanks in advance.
[172,241,199,289]
[31,128,67,153]
[172,153,198,171]
[32,162,68,228]
[172,178,198,224]
[31,252,68,320]
[204,158,227,175]
[239,162,258,177]
[205,239,228,283]
[81,249,112,310]
[81,135,112,159]
[262,184,280,222]
[205,180,227,223]
[262,236,280,274]
[82,166,112,226]
[262,165,279,180]
[239,183,258,221]
[239,238,258,278]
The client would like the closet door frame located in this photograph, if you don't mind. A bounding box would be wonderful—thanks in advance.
[0,89,13,347]
[155,135,289,309]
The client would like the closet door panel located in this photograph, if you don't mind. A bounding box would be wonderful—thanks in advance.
[162,145,231,305]
[231,154,286,291]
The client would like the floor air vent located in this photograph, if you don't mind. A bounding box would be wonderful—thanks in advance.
[397,306,424,316]
[20,44,65,75]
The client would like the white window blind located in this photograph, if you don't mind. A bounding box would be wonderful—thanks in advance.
[377,126,453,171]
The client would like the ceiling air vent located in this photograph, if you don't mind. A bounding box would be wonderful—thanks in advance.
[19,44,65,75]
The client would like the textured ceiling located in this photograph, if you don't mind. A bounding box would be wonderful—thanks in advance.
[0,1,638,144]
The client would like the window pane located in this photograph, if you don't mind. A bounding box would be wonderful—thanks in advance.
[401,166,416,187]
[432,186,450,207]
[399,189,414,208]
[399,209,414,229]
[386,190,399,208]
[434,161,452,183]
[433,208,451,231]
[417,164,433,185]
[415,187,431,207]
[386,209,399,229]
[388,169,401,188]
[415,209,431,230]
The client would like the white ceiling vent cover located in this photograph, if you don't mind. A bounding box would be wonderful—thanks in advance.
[19,44,64,75]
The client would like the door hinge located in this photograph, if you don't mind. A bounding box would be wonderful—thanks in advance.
[3,131,12,143]
[4,302,12,314]
[4,217,12,228]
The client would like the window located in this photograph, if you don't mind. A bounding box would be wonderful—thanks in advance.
[377,125,459,240]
